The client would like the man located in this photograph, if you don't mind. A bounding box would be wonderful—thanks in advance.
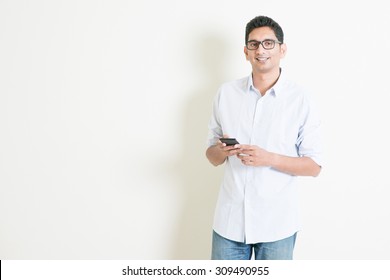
[206,15,322,260]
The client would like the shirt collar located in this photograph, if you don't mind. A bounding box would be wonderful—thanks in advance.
[246,68,286,97]
[247,74,255,92]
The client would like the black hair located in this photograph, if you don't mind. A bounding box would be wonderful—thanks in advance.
[245,16,284,44]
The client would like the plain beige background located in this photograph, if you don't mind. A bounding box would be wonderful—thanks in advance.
[1,0,389,259]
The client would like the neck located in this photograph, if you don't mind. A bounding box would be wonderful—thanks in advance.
[252,68,281,95]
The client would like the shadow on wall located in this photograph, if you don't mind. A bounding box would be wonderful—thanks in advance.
[170,34,231,259]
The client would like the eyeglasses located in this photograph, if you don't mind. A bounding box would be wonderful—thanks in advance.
[246,39,282,50]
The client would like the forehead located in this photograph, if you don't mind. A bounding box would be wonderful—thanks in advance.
[248,26,277,40]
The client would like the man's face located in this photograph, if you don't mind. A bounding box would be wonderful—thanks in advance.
[244,27,286,74]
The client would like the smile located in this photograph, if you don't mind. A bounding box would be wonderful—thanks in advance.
[256,57,269,62]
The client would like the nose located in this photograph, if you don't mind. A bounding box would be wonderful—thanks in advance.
[255,44,267,53]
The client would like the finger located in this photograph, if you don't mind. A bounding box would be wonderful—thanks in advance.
[237,152,249,159]
[223,145,238,151]
[239,154,250,162]
[242,158,252,165]
[238,151,252,158]
[216,138,228,148]
[238,144,251,149]
[239,145,255,153]
[228,150,240,157]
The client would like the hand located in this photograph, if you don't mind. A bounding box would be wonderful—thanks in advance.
[237,144,273,167]
[216,135,241,157]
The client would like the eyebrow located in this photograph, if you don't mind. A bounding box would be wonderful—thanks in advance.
[247,38,276,42]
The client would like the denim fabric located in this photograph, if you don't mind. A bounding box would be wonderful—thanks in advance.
[211,230,297,260]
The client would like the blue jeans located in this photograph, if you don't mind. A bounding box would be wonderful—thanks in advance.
[211,231,297,260]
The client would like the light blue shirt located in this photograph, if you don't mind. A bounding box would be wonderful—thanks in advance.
[207,71,322,243]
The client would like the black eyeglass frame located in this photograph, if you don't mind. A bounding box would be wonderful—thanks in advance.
[246,39,282,50]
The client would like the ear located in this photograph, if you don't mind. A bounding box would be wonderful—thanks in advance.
[280,43,287,58]
[244,46,249,60]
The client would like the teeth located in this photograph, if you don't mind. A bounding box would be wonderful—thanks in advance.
[256,57,268,61]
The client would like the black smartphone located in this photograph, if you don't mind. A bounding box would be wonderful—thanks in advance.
[219,138,240,146]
